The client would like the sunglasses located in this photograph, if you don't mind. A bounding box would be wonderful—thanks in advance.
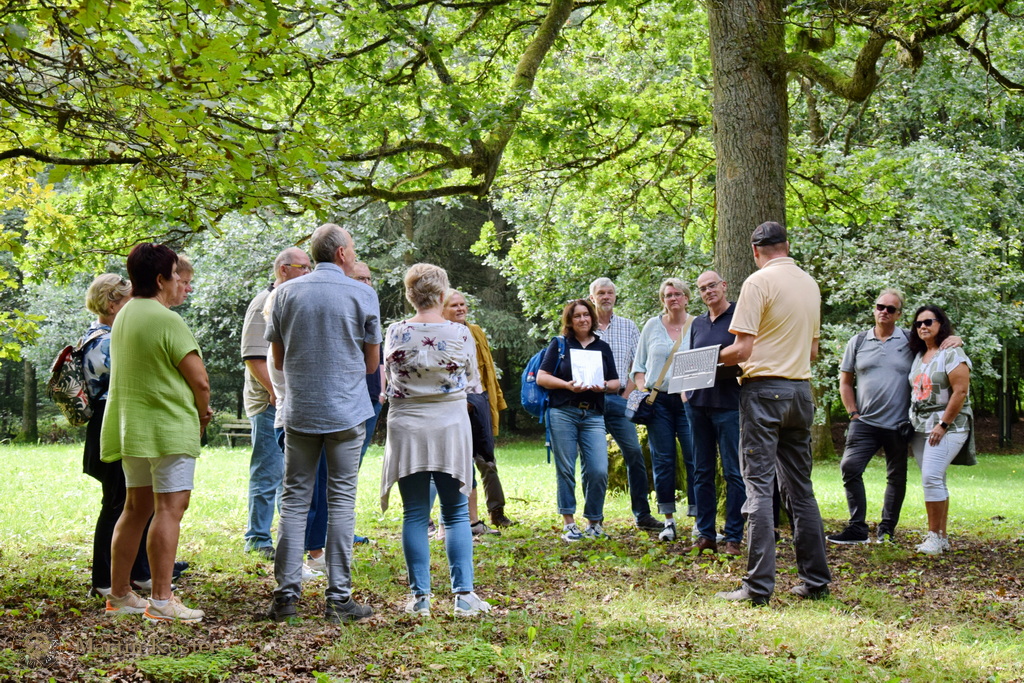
[914,318,939,328]
[875,303,899,314]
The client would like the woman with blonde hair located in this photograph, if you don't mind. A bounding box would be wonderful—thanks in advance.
[380,263,490,617]
[632,278,696,544]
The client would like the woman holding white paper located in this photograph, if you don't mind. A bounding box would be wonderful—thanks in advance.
[537,299,620,542]
[632,278,695,544]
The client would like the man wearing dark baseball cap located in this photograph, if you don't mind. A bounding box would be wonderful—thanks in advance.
[713,220,831,606]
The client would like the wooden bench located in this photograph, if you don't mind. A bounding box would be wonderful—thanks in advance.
[220,418,252,448]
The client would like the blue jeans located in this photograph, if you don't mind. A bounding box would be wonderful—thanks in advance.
[548,404,608,522]
[246,405,284,551]
[603,394,651,518]
[359,401,383,466]
[647,392,694,516]
[687,405,745,543]
[398,471,474,595]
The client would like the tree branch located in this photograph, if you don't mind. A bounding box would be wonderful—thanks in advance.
[951,33,1024,92]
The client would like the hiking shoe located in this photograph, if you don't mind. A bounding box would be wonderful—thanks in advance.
[789,583,830,600]
[454,592,491,617]
[143,595,204,623]
[105,591,148,616]
[267,597,298,622]
[301,563,323,582]
[325,597,373,623]
[490,509,517,528]
[873,528,894,544]
[916,531,944,556]
[404,594,431,616]
[827,527,869,545]
[659,521,677,542]
[636,513,663,531]
[561,523,584,542]
[584,523,608,539]
[716,586,769,606]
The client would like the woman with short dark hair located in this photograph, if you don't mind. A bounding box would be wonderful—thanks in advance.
[537,298,620,542]
[101,243,211,621]
[907,304,972,556]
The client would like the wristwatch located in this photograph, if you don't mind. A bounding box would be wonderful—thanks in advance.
[939,420,949,430]
[848,410,860,419]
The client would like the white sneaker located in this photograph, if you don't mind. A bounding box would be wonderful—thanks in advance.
[105,591,148,616]
[939,534,951,552]
[584,523,608,539]
[307,553,327,573]
[916,531,944,556]
[143,595,204,623]
[453,591,491,617]
[659,522,677,542]
[405,594,431,616]
[561,523,584,542]
[301,563,323,582]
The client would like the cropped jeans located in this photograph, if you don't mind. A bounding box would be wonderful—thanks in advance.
[647,392,694,516]
[548,404,608,522]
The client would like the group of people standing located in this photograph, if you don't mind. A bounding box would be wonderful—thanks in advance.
[79,219,975,620]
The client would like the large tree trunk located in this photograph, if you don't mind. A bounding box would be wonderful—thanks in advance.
[708,0,788,288]
[21,360,38,442]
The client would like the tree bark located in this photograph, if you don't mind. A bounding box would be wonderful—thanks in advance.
[708,0,789,288]
[21,360,38,443]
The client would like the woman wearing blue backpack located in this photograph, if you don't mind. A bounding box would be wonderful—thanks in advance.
[536,299,620,542]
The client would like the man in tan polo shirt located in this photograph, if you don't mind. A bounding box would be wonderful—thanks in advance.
[714,221,831,606]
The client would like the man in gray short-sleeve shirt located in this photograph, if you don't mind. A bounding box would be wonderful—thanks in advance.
[829,290,913,545]
[264,223,381,623]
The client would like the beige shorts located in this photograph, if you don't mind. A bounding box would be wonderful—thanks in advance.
[121,454,197,493]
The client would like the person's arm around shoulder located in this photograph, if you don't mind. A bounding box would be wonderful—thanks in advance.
[178,351,212,435]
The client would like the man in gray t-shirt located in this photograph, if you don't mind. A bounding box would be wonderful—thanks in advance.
[829,289,913,545]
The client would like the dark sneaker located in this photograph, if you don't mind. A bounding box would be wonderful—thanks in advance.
[636,513,663,531]
[789,583,830,600]
[267,597,298,622]
[826,527,869,545]
[325,597,373,623]
[873,528,894,544]
[250,546,275,561]
[173,561,190,579]
[716,586,770,606]
[471,520,501,537]
[490,508,517,528]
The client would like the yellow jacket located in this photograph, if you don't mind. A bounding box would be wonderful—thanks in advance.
[469,323,506,435]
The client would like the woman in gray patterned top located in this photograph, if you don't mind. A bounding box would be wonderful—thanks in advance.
[907,305,972,556]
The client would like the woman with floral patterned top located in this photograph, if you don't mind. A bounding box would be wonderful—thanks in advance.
[379,263,491,617]
[80,274,151,597]
[907,304,972,556]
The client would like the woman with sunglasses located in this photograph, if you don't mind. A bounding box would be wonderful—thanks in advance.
[907,305,973,556]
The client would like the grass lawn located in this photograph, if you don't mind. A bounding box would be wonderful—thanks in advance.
[1,439,1022,682]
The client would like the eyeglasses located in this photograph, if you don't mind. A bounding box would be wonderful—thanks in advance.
[698,281,722,293]
[914,318,939,328]
[285,263,311,272]
[875,303,900,314]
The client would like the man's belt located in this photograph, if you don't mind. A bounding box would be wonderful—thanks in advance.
[742,376,807,385]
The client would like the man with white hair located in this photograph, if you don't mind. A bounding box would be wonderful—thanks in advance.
[265,224,381,623]
[240,246,311,559]
[589,277,661,531]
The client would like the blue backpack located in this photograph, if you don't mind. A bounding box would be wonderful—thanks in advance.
[521,336,566,462]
